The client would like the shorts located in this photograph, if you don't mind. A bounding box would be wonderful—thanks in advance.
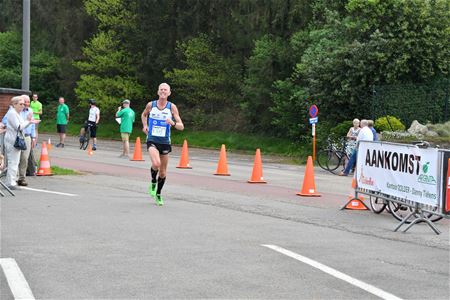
[121,132,130,141]
[85,121,97,138]
[147,141,172,155]
[57,124,66,133]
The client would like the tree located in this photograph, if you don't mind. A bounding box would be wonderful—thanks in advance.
[164,35,242,129]
[74,0,144,117]
[0,31,60,102]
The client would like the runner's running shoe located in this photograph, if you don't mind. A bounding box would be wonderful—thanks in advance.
[156,194,164,206]
[149,182,157,196]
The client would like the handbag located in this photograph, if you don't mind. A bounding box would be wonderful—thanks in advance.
[14,126,27,151]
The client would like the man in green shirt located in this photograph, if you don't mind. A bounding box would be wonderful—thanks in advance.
[115,99,135,158]
[56,97,70,147]
[30,93,43,143]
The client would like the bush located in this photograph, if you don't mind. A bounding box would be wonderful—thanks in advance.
[426,121,450,137]
[375,116,405,132]
[330,120,353,138]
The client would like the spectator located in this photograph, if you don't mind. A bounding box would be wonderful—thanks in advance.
[30,93,43,144]
[116,99,135,158]
[56,97,70,147]
[368,120,378,141]
[17,95,36,186]
[339,119,373,176]
[4,96,40,189]
[345,118,360,156]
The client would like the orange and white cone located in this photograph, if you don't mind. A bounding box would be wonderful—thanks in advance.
[297,156,321,196]
[37,141,52,176]
[248,149,266,183]
[87,144,94,156]
[177,139,192,168]
[214,144,230,176]
[131,137,145,161]
[47,137,52,151]
[341,177,368,210]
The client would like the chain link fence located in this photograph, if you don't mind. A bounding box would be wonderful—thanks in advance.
[371,79,449,128]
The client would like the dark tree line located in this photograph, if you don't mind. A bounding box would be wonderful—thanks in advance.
[1,0,448,138]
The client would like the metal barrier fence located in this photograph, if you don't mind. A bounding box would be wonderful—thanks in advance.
[354,141,449,234]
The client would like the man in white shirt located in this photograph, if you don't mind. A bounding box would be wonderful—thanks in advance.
[82,99,100,150]
[339,119,373,176]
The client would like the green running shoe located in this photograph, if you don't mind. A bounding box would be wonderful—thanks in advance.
[148,182,157,196]
[156,194,164,206]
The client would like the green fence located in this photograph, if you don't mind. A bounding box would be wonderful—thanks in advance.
[372,79,449,128]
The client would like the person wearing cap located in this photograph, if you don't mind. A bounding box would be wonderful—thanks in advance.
[116,99,135,158]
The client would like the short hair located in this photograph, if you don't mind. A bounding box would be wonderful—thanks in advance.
[360,119,369,127]
[352,118,360,125]
[368,120,374,127]
[159,82,171,90]
[11,96,22,105]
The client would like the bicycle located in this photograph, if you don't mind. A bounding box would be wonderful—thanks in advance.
[79,122,93,150]
[316,137,349,174]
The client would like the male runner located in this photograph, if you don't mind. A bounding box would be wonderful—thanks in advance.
[141,83,184,205]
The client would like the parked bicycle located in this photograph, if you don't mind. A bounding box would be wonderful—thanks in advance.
[316,136,349,174]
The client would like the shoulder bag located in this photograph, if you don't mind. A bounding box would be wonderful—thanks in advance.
[14,125,27,150]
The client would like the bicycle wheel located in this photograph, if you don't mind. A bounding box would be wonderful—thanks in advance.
[387,200,413,223]
[327,151,342,172]
[82,128,91,150]
[369,196,386,214]
[316,150,331,171]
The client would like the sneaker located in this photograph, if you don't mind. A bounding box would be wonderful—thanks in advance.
[17,180,28,186]
[148,182,157,196]
[56,143,62,148]
[155,194,164,206]
[92,145,97,151]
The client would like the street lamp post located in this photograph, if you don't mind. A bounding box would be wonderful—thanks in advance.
[21,0,30,91]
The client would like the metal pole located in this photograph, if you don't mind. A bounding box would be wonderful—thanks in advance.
[21,0,30,91]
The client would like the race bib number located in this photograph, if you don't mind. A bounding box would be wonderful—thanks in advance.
[151,125,167,137]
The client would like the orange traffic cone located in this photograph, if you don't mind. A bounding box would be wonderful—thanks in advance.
[47,137,52,151]
[214,144,230,176]
[37,141,52,176]
[87,143,93,156]
[248,148,266,183]
[341,177,368,210]
[131,137,145,161]
[297,156,321,196]
[177,139,192,169]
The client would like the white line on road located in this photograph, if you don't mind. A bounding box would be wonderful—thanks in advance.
[0,258,35,300]
[20,187,77,197]
[262,244,402,300]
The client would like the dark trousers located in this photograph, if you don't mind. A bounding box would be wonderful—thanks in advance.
[26,148,37,176]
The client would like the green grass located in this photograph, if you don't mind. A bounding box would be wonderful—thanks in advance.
[39,120,312,163]
[50,165,80,175]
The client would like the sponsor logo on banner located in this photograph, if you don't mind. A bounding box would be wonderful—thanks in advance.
[417,162,437,185]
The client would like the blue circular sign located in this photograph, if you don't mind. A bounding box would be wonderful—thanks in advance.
[309,105,318,118]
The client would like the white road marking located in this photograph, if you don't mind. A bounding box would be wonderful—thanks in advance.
[262,244,402,300]
[0,258,35,299]
[20,187,77,197]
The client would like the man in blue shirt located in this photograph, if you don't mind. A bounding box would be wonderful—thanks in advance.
[18,95,36,186]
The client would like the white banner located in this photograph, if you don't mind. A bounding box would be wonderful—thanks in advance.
[356,141,439,206]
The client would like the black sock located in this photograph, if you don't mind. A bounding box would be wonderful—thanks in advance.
[151,168,158,183]
[156,177,166,195]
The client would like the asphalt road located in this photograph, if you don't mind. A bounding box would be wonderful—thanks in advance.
[1,134,449,299]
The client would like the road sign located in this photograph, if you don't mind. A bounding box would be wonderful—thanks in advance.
[309,105,318,118]
[309,117,318,124]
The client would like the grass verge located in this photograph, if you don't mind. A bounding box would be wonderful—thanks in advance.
[39,120,312,163]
